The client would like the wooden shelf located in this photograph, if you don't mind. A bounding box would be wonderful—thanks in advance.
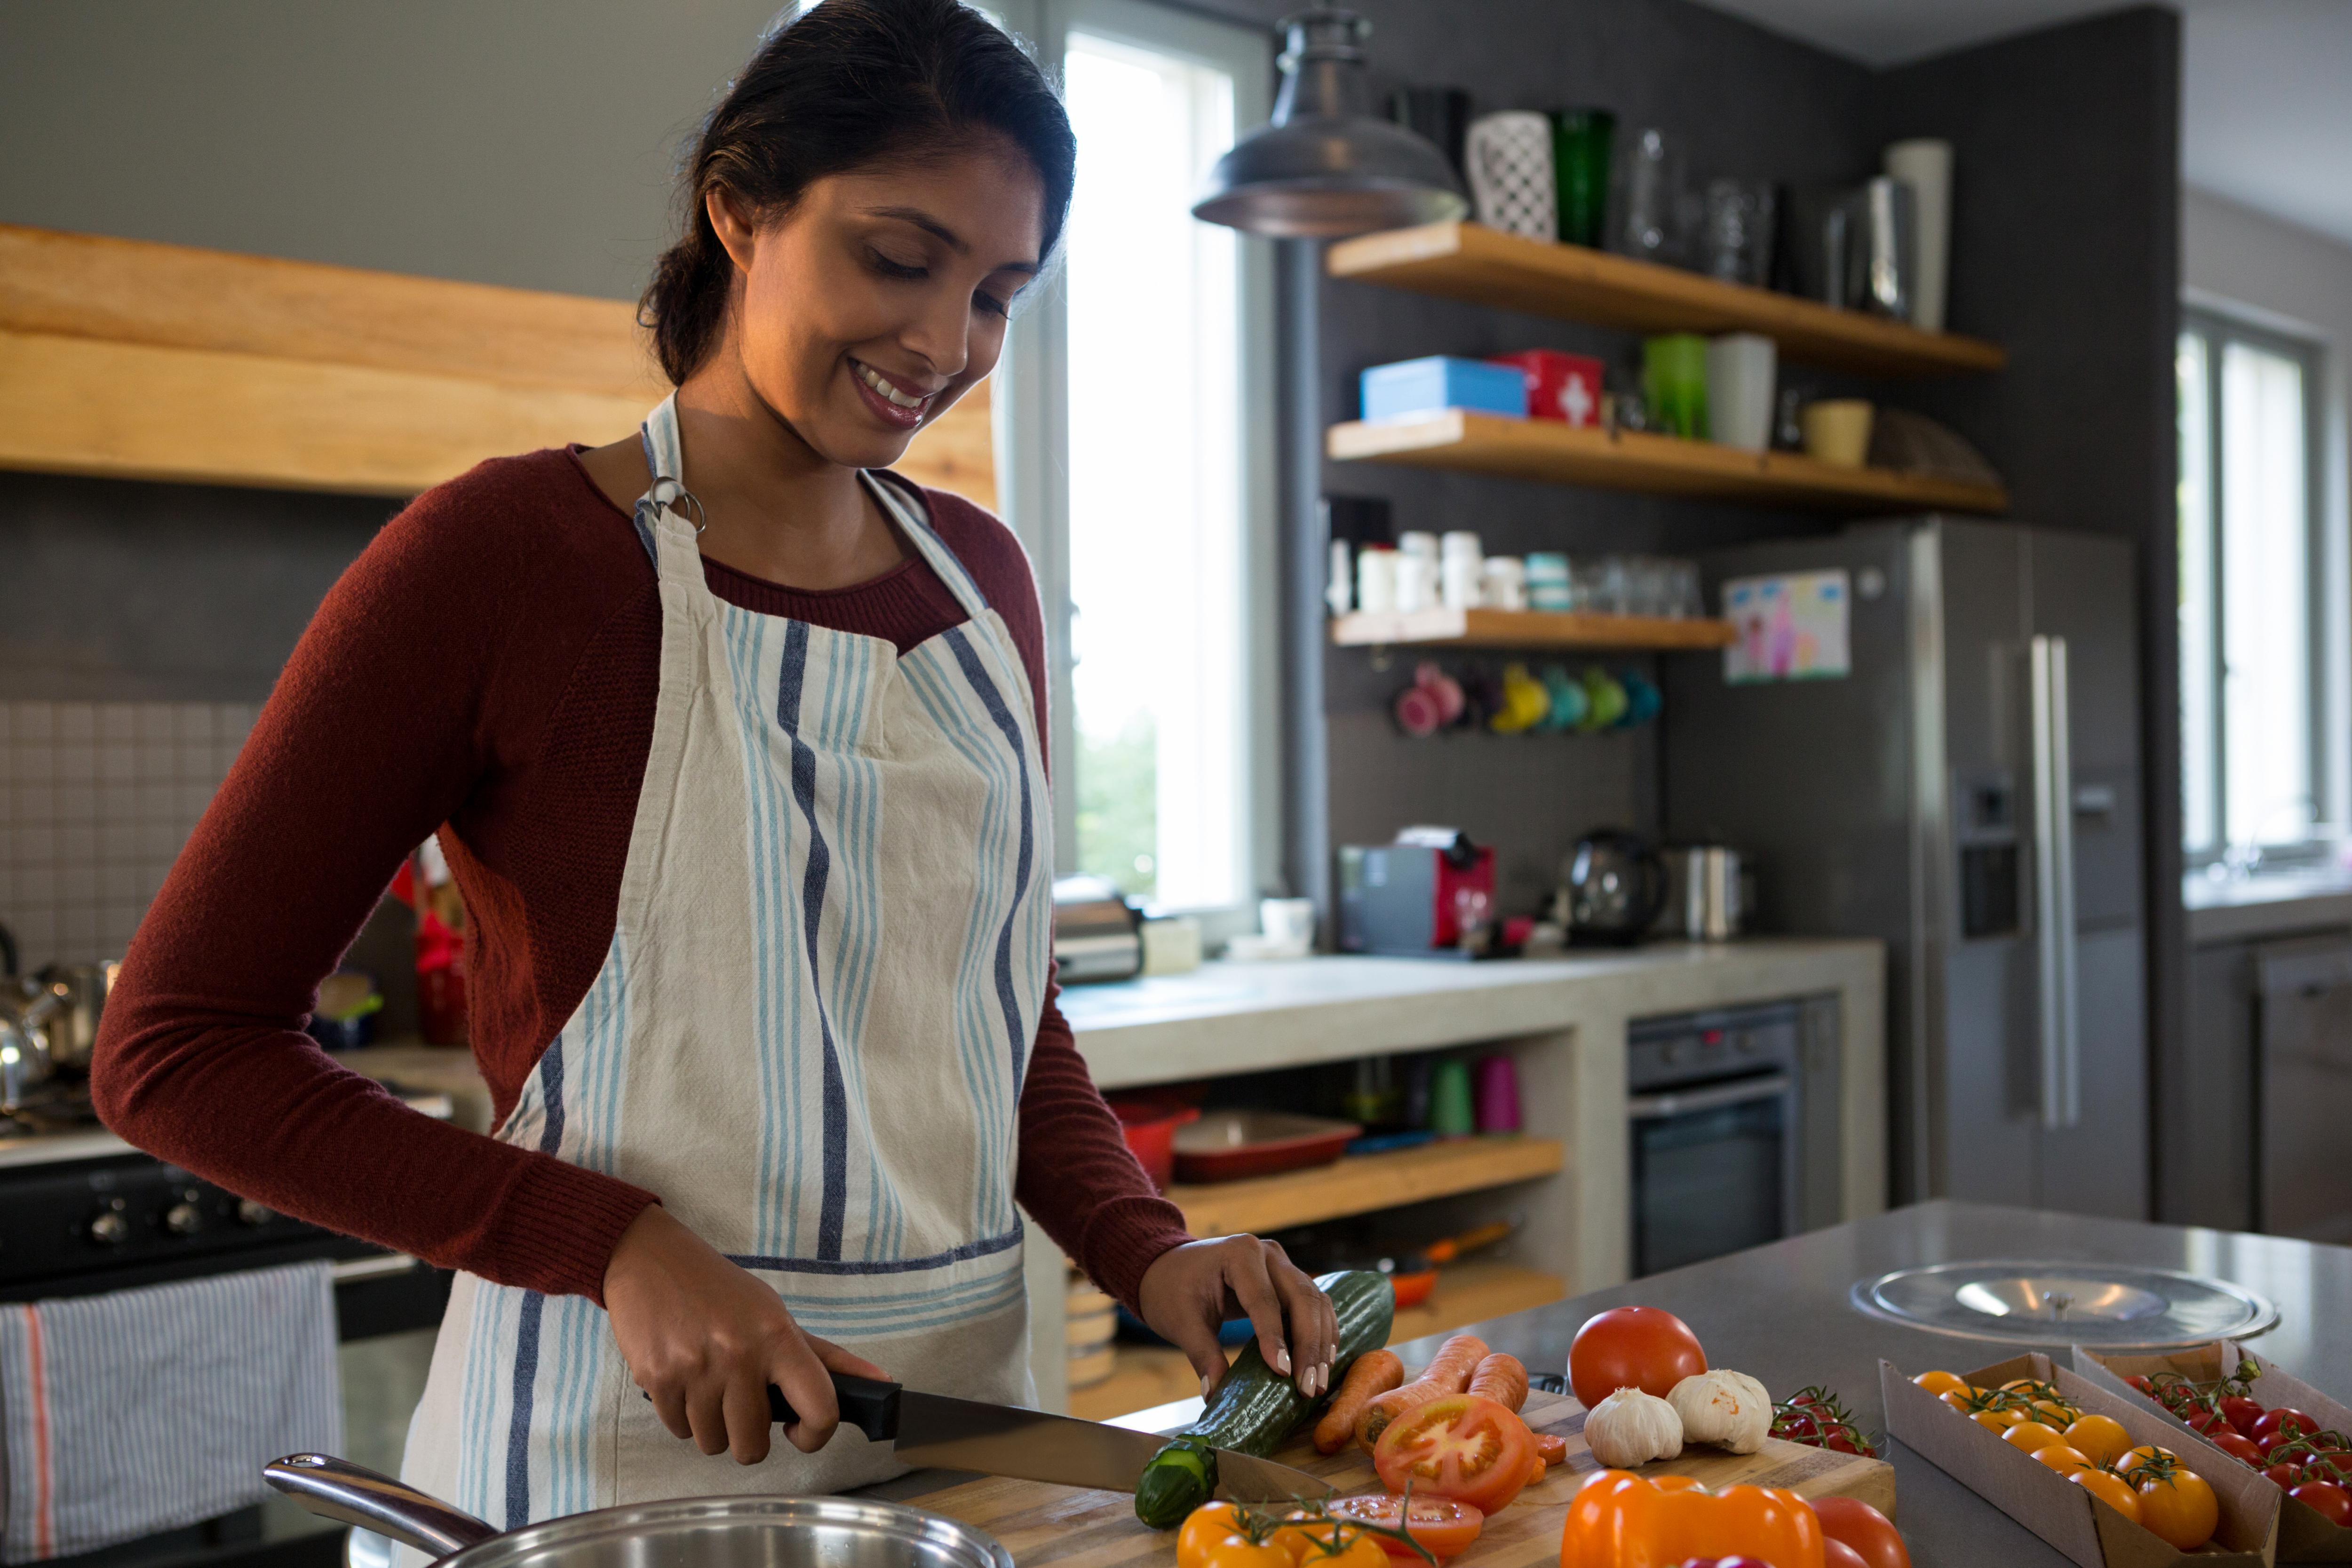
[1330,608,1734,652]
[1170,1136,1563,1237]
[1329,410,2008,515]
[1327,221,2005,379]
[1066,1261,1568,1421]
[0,224,993,504]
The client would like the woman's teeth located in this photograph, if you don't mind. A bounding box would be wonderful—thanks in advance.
[856,362,929,410]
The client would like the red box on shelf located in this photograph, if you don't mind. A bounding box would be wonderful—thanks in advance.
[1490,349,1604,427]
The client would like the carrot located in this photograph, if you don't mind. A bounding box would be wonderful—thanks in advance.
[1355,1334,1491,1447]
[1467,1352,1529,1412]
[1313,1349,1404,1453]
[1535,1432,1569,1465]
[1528,1456,1548,1484]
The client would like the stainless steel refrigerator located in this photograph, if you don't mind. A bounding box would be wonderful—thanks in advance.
[1662,517,2147,1217]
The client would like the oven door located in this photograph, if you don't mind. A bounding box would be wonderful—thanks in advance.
[1628,1071,1800,1276]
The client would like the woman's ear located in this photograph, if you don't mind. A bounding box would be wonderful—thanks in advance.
[706,185,759,274]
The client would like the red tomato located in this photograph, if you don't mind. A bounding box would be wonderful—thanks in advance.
[2212,1430,2263,1466]
[1322,1494,1483,1560]
[2266,1462,2306,1490]
[1811,1496,1913,1568]
[2292,1480,2352,1527]
[1371,1394,1539,1515]
[2256,1409,2318,1443]
[1566,1306,1708,1407]
[2220,1395,2265,1437]
[2125,1375,2156,1396]
[2262,1430,2311,1459]
[1824,1540,1868,1568]
[2184,1407,2226,1435]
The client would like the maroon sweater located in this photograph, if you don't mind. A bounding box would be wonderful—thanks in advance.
[90,447,1192,1309]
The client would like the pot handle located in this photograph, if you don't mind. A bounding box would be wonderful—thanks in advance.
[265,1454,499,1561]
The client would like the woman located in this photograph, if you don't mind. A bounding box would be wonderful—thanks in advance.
[90,0,1334,1524]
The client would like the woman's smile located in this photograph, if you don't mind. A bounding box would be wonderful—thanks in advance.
[850,357,940,429]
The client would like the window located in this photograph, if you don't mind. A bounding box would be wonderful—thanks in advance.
[2178,310,2330,860]
[990,0,1277,925]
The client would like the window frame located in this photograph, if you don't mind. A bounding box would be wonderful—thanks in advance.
[2179,303,2335,866]
[988,0,1281,936]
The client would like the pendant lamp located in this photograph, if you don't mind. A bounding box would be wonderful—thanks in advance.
[1192,7,1468,238]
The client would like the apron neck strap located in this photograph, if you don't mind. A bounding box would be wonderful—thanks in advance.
[866,472,992,621]
[633,394,705,551]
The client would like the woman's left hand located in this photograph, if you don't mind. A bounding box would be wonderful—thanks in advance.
[1135,1235,1338,1401]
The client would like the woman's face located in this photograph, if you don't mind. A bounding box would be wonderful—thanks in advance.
[710,142,1045,470]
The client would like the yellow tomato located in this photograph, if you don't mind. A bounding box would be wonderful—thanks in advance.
[1971,1409,2015,1434]
[2003,1421,2066,1454]
[1914,1370,1969,1398]
[2072,1467,2144,1524]
[1267,1518,1343,1565]
[2122,1444,2179,1474]
[1939,1389,1974,1413]
[1179,1504,1248,1566]
[2034,1444,2093,1475]
[2032,1400,2079,1427]
[2135,1469,2219,1552]
[2063,1414,2132,1467]
[1308,1537,1387,1568]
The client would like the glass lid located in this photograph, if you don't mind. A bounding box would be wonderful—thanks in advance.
[1850,1258,2280,1347]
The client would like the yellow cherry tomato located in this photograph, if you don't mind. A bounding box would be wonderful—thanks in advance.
[1914,1370,1969,1398]
[2122,1444,2179,1473]
[1179,1504,1248,1566]
[2004,1421,2066,1454]
[1267,1518,1343,1565]
[2135,1468,2219,1552]
[2032,1400,2078,1427]
[1940,1389,1974,1412]
[1303,1537,1387,1568]
[1972,1409,2015,1434]
[2063,1414,2132,1467]
[2034,1444,2093,1475]
[2072,1467,2144,1524]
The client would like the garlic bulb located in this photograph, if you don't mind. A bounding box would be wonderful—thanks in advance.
[1585,1386,1684,1467]
[1668,1369,1772,1454]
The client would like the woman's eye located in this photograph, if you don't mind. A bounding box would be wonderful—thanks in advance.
[974,291,1010,319]
[869,250,927,280]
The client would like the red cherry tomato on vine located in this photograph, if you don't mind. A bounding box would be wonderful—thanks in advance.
[2125,1375,2156,1396]
[2183,1407,2226,1435]
[1566,1306,1707,1407]
[2212,1430,2263,1466]
[2256,1409,2318,1443]
[2292,1480,2352,1527]
[2219,1395,2265,1436]
[2267,1462,2306,1490]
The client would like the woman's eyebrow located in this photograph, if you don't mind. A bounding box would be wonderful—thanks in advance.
[866,206,1041,274]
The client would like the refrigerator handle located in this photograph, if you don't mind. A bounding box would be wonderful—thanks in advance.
[2030,635,2083,1130]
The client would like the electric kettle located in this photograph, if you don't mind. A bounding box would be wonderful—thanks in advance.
[1560,829,1666,945]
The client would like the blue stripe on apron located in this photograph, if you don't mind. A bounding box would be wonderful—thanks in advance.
[777,619,851,1261]
[941,627,1035,1098]
[505,1039,567,1529]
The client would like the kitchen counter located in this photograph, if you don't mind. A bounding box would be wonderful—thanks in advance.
[2186,867,2352,943]
[911,1201,2352,1568]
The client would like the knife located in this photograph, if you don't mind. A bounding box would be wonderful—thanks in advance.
[772,1372,1332,1502]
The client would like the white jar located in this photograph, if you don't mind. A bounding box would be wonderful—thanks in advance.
[1394,552,1438,613]
[1397,530,1439,564]
[1482,556,1528,610]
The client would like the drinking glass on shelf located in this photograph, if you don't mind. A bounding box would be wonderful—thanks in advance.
[1702,178,1777,287]
[1668,560,1703,619]
[1619,128,1686,264]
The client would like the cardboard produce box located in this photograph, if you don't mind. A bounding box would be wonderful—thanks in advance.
[2077,1343,2352,1562]
[1883,1353,2279,1567]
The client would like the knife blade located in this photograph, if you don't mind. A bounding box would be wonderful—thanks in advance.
[787,1373,1332,1503]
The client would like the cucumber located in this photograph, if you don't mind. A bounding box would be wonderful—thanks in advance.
[1131,1270,1395,1528]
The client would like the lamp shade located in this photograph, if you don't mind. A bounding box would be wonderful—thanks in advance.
[1192,8,1468,239]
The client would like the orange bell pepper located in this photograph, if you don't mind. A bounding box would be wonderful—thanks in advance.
[1559,1471,1826,1568]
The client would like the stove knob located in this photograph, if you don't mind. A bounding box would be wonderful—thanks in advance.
[165,1201,204,1236]
[88,1209,129,1246]
[237,1199,274,1227]
[1662,1042,1689,1065]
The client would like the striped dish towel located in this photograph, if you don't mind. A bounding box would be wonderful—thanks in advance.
[0,1261,342,1562]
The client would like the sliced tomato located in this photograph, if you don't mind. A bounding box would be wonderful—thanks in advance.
[1371,1394,1538,1515]
[1324,1494,1485,1560]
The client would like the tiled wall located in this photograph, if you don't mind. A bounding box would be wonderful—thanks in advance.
[1,700,259,971]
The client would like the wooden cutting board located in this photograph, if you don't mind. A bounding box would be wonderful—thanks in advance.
[911,1390,1895,1567]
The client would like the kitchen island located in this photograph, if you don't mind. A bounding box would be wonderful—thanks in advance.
[892,1200,2352,1567]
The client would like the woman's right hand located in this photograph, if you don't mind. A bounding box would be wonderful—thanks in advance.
[603,1205,889,1464]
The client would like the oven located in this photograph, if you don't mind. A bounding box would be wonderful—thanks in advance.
[1627,999,1841,1277]
[0,1090,453,1568]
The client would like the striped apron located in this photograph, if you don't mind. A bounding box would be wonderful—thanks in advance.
[397,394,1050,1527]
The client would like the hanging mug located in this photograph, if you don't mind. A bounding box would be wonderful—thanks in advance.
[1465,111,1557,242]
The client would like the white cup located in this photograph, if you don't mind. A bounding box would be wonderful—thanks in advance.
[1465,112,1557,241]
[1355,547,1398,613]
[1260,897,1316,949]
[1394,553,1438,613]
[1482,557,1528,610]
[1705,333,1778,453]
[1441,553,1484,610]
[1398,530,1439,563]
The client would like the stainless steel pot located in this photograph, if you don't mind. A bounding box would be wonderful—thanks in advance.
[0,981,63,1113]
[265,1454,1016,1568]
[34,960,118,1073]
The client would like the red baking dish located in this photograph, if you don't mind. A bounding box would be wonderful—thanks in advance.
[1172,1110,1361,1183]
[1105,1098,1200,1191]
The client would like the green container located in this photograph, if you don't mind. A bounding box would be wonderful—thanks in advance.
[1549,109,1615,248]
[1643,333,1710,439]
[1430,1057,1476,1137]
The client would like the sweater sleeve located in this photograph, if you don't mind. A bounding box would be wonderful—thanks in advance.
[918,485,1195,1305]
[89,457,658,1304]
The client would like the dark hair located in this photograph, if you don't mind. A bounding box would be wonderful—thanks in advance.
[642,0,1075,386]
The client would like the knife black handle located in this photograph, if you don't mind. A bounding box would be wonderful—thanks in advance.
[643,1371,901,1443]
